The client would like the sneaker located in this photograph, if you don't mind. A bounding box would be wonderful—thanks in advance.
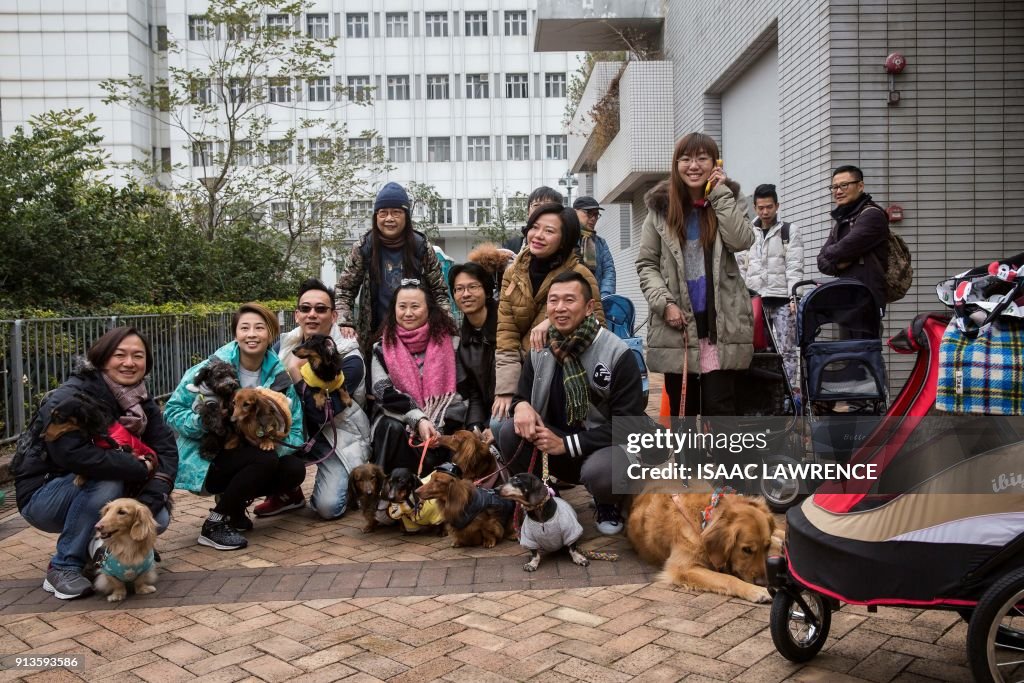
[253,487,305,517]
[594,503,624,535]
[198,519,248,551]
[43,566,93,600]
[226,510,253,532]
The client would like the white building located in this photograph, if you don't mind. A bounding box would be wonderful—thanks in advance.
[0,1,582,279]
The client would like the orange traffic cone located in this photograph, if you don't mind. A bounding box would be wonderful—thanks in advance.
[659,390,672,428]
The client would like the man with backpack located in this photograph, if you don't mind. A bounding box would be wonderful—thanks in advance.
[740,183,803,403]
[818,165,905,313]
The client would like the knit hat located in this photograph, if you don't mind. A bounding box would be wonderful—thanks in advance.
[374,182,410,212]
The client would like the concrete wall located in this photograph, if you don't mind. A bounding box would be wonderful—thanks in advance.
[721,44,779,198]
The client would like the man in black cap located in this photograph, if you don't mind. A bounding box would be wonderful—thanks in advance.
[572,196,616,297]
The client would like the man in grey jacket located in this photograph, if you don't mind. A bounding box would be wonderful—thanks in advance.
[498,271,645,535]
[739,184,803,402]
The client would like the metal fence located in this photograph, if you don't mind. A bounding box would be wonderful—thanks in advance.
[1,312,297,445]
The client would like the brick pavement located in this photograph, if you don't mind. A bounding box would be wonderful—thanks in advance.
[0,376,973,681]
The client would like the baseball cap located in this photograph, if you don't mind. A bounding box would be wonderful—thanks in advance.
[572,196,603,212]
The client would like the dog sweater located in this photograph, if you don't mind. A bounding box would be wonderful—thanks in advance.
[97,547,156,583]
[300,362,345,393]
[519,497,583,553]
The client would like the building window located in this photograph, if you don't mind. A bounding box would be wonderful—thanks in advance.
[507,135,530,161]
[388,137,412,163]
[465,11,488,36]
[425,12,448,37]
[387,75,409,101]
[272,202,291,230]
[545,73,566,98]
[306,14,330,39]
[347,75,372,102]
[266,13,289,33]
[468,199,491,224]
[188,16,213,40]
[191,78,213,105]
[269,139,292,165]
[466,74,489,99]
[156,25,168,50]
[346,13,368,38]
[545,135,567,160]
[426,75,449,100]
[348,137,372,161]
[267,77,291,103]
[307,138,331,164]
[307,76,331,102]
[385,12,408,38]
[427,137,451,162]
[227,20,253,41]
[504,11,527,36]
[192,141,213,167]
[234,140,254,166]
[350,200,373,218]
[229,78,249,103]
[506,73,528,99]
[467,136,490,161]
[432,199,452,224]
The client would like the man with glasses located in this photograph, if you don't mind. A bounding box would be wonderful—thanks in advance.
[817,165,890,311]
[572,196,616,297]
[258,278,370,519]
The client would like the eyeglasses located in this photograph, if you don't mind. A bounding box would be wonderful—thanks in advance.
[297,304,332,314]
[453,283,483,295]
[400,278,421,286]
[678,155,713,166]
[376,208,405,219]
[829,180,861,193]
[584,209,601,217]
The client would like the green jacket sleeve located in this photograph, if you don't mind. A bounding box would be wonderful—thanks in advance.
[709,183,755,253]
[636,213,674,317]
[163,363,205,439]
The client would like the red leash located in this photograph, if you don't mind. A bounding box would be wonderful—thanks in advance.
[408,435,439,477]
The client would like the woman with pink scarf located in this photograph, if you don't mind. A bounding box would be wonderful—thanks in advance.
[369,280,466,473]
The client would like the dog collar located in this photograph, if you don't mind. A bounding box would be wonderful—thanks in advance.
[701,487,736,530]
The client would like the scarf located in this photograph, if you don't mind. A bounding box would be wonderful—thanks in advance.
[579,229,598,270]
[376,226,405,249]
[101,373,149,436]
[383,324,457,426]
[548,315,600,425]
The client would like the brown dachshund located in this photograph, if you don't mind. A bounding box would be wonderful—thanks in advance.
[227,387,292,450]
[434,430,500,485]
[93,498,159,602]
[348,463,385,533]
[414,463,515,548]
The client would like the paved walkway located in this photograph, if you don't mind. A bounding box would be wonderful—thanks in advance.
[0,377,974,682]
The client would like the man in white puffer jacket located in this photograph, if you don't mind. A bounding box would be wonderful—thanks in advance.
[739,184,803,403]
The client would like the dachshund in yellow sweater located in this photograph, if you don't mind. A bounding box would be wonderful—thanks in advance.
[293,334,352,409]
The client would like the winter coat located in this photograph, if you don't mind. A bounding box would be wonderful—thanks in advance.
[13,365,178,516]
[278,326,370,475]
[457,300,497,431]
[586,234,617,297]
[817,194,889,308]
[165,342,304,493]
[636,179,756,374]
[494,251,605,396]
[739,218,804,299]
[335,228,451,356]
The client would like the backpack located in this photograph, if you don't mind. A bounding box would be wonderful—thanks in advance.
[880,230,913,303]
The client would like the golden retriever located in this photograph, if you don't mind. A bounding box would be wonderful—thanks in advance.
[627,483,778,603]
[227,387,292,450]
[93,498,158,602]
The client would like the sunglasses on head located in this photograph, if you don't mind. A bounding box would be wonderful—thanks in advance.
[297,304,332,314]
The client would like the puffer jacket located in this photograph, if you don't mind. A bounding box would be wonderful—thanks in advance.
[636,178,756,374]
[588,234,617,297]
[13,365,178,515]
[494,251,605,396]
[817,193,889,308]
[335,227,451,357]
[739,218,804,298]
[165,341,304,493]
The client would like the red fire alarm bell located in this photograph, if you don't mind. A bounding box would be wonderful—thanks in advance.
[887,205,904,222]
[885,53,907,74]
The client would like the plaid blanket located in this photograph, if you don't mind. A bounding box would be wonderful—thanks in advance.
[937,317,1024,415]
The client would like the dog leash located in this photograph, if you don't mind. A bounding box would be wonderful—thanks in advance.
[408,435,439,477]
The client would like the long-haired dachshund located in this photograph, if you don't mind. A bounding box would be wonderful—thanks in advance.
[434,430,502,488]
[227,387,292,450]
[415,463,515,548]
[188,358,240,460]
[348,463,385,533]
[499,472,590,572]
[93,498,159,602]
[293,334,352,410]
[382,468,444,534]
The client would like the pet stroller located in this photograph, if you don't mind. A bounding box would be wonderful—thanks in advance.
[757,278,888,511]
[601,294,649,403]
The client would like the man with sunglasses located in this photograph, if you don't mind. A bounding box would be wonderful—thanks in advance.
[260,278,370,519]
[817,165,890,311]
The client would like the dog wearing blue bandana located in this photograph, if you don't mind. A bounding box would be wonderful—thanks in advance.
[93,498,158,602]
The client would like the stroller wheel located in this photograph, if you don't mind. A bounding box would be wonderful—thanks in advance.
[967,566,1024,683]
[760,456,806,513]
[770,589,831,662]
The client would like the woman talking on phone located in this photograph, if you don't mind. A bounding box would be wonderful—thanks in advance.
[636,132,755,418]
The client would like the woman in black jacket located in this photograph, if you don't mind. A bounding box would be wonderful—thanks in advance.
[14,327,178,600]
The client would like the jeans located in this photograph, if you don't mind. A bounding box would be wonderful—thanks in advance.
[21,475,170,571]
[310,455,348,520]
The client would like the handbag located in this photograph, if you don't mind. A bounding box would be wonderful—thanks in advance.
[936,316,1024,415]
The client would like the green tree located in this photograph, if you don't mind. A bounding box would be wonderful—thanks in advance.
[474,190,529,246]
[100,0,389,277]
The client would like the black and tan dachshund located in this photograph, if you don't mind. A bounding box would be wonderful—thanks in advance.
[293,334,352,410]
